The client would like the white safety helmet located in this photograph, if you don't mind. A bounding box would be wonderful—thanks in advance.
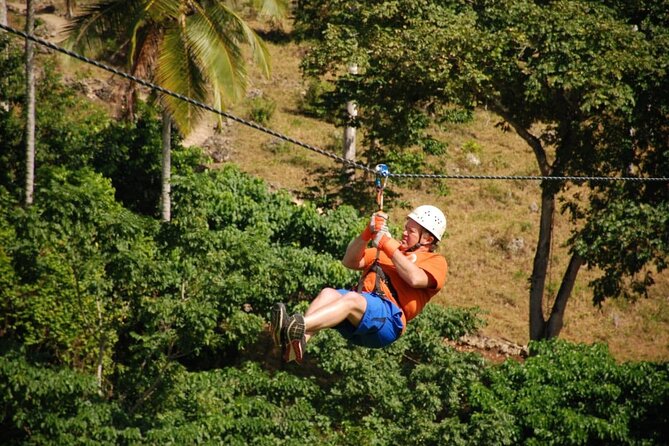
[408,205,447,241]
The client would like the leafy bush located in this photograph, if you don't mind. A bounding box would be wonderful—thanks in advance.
[422,137,448,156]
[1,160,667,444]
[439,106,474,124]
[247,96,277,125]
[140,362,332,444]
[386,148,426,175]
[0,345,132,445]
[0,51,108,196]
[298,78,335,119]
[3,167,157,376]
[470,340,669,445]
[307,305,487,445]
[91,102,204,216]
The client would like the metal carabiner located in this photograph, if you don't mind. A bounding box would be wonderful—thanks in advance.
[374,164,390,210]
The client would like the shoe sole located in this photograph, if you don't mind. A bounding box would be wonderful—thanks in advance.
[271,303,288,348]
[284,338,305,364]
[284,315,306,364]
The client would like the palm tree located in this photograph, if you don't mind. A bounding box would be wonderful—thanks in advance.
[2,0,9,114]
[67,0,287,220]
[25,0,35,206]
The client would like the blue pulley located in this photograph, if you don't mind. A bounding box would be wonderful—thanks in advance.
[375,164,390,178]
[375,164,389,188]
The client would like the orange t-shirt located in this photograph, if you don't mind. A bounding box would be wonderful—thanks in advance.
[360,248,448,328]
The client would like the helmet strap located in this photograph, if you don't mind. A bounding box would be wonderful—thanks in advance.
[402,229,437,253]
[404,242,424,253]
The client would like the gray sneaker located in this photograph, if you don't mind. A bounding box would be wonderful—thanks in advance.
[271,303,289,351]
[284,313,306,364]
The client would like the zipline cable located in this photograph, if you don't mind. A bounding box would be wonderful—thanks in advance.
[2,23,668,183]
[0,23,373,174]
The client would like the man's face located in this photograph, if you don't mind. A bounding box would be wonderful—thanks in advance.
[400,218,424,249]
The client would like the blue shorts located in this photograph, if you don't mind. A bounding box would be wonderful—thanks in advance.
[334,289,404,348]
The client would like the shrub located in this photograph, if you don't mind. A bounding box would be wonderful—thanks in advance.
[422,137,448,156]
[470,340,669,445]
[0,346,130,445]
[247,96,277,125]
[298,78,335,118]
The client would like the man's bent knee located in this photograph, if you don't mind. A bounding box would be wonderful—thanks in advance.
[343,292,367,325]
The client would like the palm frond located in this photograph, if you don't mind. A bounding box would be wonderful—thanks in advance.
[185,7,247,106]
[66,0,276,133]
[156,25,207,133]
[65,0,145,53]
[248,0,289,19]
[207,2,272,77]
[142,0,181,23]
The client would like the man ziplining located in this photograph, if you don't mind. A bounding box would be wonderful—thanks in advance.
[271,205,448,363]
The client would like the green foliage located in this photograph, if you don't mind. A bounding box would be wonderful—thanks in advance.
[385,148,426,175]
[0,344,131,445]
[0,51,109,196]
[1,158,667,443]
[138,362,331,444]
[572,198,669,304]
[92,164,363,373]
[297,0,484,148]
[89,102,189,216]
[303,305,487,445]
[0,36,23,104]
[33,61,111,169]
[298,78,335,118]
[439,105,475,125]
[247,95,277,125]
[471,340,669,445]
[4,167,155,376]
[421,137,448,156]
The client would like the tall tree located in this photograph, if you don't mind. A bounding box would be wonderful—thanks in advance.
[1,0,8,113]
[1,0,7,27]
[161,109,171,221]
[296,0,669,340]
[568,0,669,309]
[24,0,35,206]
[67,0,287,220]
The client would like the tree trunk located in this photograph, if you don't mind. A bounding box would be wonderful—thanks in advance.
[161,110,171,222]
[343,63,358,183]
[491,103,586,342]
[96,297,105,394]
[25,0,35,206]
[1,0,7,26]
[1,0,7,112]
[545,252,584,338]
[528,186,556,340]
[66,0,75,19]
